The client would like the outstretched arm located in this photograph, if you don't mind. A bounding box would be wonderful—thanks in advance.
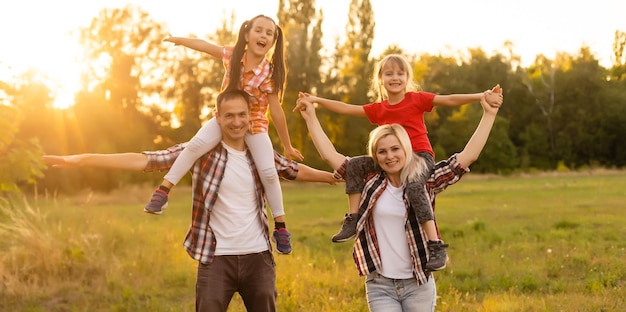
[294,92,366,117]
[296,98,347,171]
[455,91,502,168]
[43,153,149,171]
[295,163,341,185]
[268,93,303,161]
[163,35,222,58]
[433,84,503,107]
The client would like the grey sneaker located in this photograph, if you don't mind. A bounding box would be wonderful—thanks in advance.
[272,228,292,255]
[144,189,168,215]
[331,213,358,243]
[425,240,449,271]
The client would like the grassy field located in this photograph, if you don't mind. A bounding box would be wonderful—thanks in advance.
[1,170,625,311]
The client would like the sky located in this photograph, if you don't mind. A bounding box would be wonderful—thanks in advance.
[2,0,625,108]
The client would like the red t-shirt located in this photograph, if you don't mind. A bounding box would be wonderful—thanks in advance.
[363,91,436,155]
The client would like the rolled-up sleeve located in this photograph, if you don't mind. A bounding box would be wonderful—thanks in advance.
[429,153,470,194]
[332,157,351,180]
[143,144,186,172]
[273,151,299,181]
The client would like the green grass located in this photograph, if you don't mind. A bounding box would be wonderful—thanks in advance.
[1,171,625,311]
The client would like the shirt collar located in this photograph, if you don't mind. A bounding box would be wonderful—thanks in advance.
[240,51,271,76]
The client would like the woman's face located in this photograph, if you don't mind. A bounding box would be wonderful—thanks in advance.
[374,134,405,177]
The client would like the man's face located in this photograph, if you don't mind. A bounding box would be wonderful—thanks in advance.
[215,97,250,145]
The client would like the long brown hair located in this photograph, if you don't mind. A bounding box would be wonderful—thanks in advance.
[225,15,287,100]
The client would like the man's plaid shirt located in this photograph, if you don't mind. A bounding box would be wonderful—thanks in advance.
[335,153,469,285]
[143,142,298,264]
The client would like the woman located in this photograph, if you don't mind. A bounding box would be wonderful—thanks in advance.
[297,92,502,311]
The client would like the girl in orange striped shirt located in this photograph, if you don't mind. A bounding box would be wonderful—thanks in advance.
[145,15,301,255]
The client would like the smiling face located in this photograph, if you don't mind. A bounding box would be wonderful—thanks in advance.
[380,60,409,97]
[215,92,251,150]
[244,16,277,57]
[373,134,406,179]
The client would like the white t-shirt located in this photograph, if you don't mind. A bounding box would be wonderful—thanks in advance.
[373,182,414,279]
[211,143,269,255]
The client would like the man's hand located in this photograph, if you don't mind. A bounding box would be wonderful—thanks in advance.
[42,155,80,167]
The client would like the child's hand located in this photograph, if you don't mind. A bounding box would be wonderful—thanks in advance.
[296,98,317,119]
[285,146,304,161]
[484,84,503,108]
[293,93,313,112]
[163,34,178,45]
[480,92,501,115]
[491,84,502,95]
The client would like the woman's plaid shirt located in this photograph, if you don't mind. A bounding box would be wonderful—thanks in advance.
[335,153,469,285]
[143,142,298,264]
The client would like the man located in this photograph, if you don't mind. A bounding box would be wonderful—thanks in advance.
[43,89,336,312]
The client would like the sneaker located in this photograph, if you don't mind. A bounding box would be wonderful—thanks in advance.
[273,228,292,255]
[144,189,169,215]
[424,240,449,271]
[331,213,358,243]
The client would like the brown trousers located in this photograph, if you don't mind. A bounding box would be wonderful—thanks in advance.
[195,250,276,312]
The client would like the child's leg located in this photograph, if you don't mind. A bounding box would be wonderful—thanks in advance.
[424,219,448,271]
[406,152,436,231]
[246,133,285,220]
[164,118,222,185]
[411,185,448,271]
[408,152,449,271]
[144,118,221,214]
[345,155,377,214]
[332,156,376,243]
[245,133,291,254]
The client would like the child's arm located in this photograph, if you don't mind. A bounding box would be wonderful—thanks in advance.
[268,93,303,161]
[433,84,503,107]
[163,35,222,58]
[294,92,367,117]
[432,93,482,107]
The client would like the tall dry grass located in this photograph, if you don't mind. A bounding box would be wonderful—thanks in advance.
[1,171,625,311]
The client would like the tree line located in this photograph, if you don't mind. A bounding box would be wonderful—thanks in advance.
[2,0,626,195]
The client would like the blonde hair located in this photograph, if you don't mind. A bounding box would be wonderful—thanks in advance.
[370,54,418,102]
[367,124,428,185]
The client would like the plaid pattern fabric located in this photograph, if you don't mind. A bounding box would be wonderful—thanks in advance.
[143,142,299,264]
[221,46,275,134]
[337,153,469,285]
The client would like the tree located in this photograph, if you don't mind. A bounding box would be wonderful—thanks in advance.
[319,0,376,157]
[161,13,237,146]
[76,5,170,153]
[522,55,558,166]
[610,30,626,80]
[0,103,45,200]
[277,0,325,163]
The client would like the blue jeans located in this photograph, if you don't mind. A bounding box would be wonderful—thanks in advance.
[195,251,276,312]
[365,272,436,312]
